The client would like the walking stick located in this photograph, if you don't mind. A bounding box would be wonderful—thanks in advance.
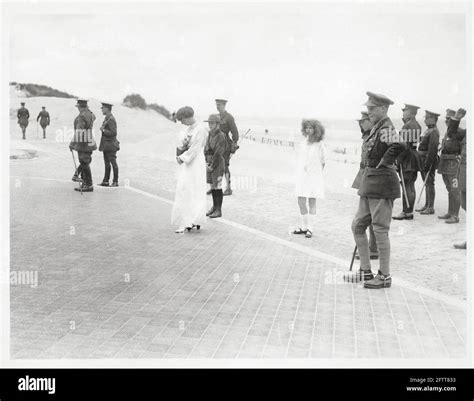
[416,162,433,204]
[399,165,410,208]
[71,150,83,195]
[349,245,357,271]
[237,129,251,145]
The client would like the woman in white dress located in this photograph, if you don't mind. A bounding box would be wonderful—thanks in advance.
[171,106,208,233]
[293,119,326,238]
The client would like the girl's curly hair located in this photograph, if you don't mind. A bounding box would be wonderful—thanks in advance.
[301,119,325,143]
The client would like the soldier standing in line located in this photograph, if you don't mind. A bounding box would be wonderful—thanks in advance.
[215,99,239,196]
[352,112,378,260]
[437,109,463,224]
[449,108,467,249]
[392,104,423,220]
[204,114,227,218]
[69,99,97,192]
[415,110,440,215]
[344,92,406,289]
[17,102,29,140]
[98,102,120,187]
[36,106,50,139]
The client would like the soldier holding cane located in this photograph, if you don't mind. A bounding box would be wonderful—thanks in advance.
[393,104,422,220]
[415,110,440,215]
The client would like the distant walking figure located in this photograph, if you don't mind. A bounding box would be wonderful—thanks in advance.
[171,106,208,233]
[293,119,326,239]
[17,102,29,139]
[36,106,50,139]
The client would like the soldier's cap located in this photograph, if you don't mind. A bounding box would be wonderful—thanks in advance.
[425,110,440,118]
[175,106,194,121]
[204,114,221,123]
[75,99,88,107]
[356,111,370,121]
[402,104,420,112]
[215,98,228,104]
[20,102,25,105]
[364,91,394,107]
[101,102,113,109]
[445,109,456,119]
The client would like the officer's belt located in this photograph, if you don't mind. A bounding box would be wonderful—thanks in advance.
[364,159,394,168]
[440,151,459,156]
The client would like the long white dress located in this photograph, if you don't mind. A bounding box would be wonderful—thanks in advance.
[295,140,326,199]
[171,122,208,228]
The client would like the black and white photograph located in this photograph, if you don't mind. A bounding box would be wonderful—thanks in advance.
[0,0,473,398]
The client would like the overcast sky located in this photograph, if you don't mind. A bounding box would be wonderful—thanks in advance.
[6,1,469,119]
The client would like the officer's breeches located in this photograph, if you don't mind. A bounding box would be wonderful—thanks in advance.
[442,173,461,217]
[352,197,394,275]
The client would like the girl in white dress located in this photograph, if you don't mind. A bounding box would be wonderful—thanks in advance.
[293,119,326,238]
[171,106,208,233]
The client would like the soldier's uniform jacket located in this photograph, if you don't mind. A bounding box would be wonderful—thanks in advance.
[17,107,30,126]
[358,116,406,199]
[69,109,97,152]
[219,111,239,153]
[447,118,467,191]
[397,117,422,172]
[37,110,50,127]
[438,120,464,175]
[204,128,227,178]
[99,114,120,153]
[417,125,439,171]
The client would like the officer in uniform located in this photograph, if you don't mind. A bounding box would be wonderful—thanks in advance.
[36,106,50,139]
[344,92,406,289]
[98,102,120,187]
[204,114,227,218]
[437,109,463,224]
[415,110,440,215]
[17,102,30,139]
[215,99,239,196]
[393,104,422,220]
[69,99,97,192]
[449,108,467,249]
[352,112,378,260]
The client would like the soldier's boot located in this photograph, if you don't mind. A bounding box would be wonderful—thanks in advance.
[438,213,451,219]
[415,205,427,212]
[98,181,110,187]
[392,212,408,220]
[207,190,216,216]
[75,183,93,192]
[209,190,223,218]
[223,173,232,196]
[364,271,392,289]
[343,269,374,283]
[420,207,435,215]
[453,241,467,250]
[111,181,119,187]
[445,216,459,224]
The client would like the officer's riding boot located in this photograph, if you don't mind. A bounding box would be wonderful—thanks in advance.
[223,173,232,196]
[206,190,216,216]
[446,191,461,224]
[209,190,223,218]
[420,186,435,214]
[111,160,119,185]
[439,194,452,219]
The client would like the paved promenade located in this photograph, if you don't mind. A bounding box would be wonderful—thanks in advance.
[9,138,468,361]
